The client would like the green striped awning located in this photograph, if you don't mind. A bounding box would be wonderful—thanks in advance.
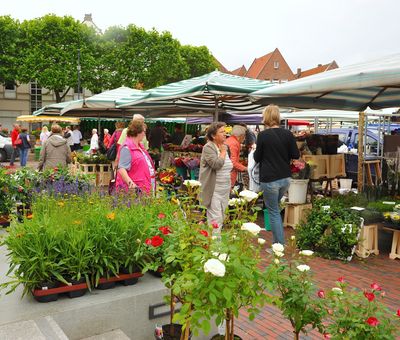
[116,71,274,112]
[250,53,400,111]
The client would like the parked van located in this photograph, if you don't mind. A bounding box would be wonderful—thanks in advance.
[0,132,13,162]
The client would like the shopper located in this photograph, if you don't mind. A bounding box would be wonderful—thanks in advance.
[89,129,99,153]
[225,125,247,188]
[103,128,111,149]
[254,105,300,245]
[17,127,31,167]
[199,122,232,232]
[71,126,82,151]
[9,124,21,167]
[40,126,50,145]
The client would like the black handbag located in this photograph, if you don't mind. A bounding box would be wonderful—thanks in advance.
[106,141,117,161]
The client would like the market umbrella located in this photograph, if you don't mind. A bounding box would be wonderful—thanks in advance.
[250,53,400,191]
[116,71,274,120]
[17,115,80,124]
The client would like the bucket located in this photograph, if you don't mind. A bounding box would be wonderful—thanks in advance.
[263,209,271,231]
[288,179,308,204]
[339,178,352,190]
[34,146,42,161]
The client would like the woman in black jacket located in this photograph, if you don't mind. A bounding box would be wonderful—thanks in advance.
[254,105,300,246]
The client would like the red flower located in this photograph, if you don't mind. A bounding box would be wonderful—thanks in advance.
[364,292,375,302]
[17,186,23,192]
[211,221,219,229]
[397,309,400,317]
[157,213,166,219]
[366,317,379,327]
[337,276,345,283]
[159,226,172,235]
[317,290,325,298]
[145,238,152,245]
[150,235,164,247]
[370,282,382,291]
[323,334,331,340]
[199,230,209,237]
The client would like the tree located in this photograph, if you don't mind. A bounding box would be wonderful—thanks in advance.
[17,14,98,102]
[180,45,218,78]
[0,16,20,85]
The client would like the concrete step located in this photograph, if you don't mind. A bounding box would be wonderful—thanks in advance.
[81,329,131,340]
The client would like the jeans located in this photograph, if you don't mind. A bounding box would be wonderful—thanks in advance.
[260,177,291,245]
[9,147,19,165]
[19,148,29,167]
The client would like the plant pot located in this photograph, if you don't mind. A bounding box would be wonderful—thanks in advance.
[67,278,88,298]
[156,323,192,340]
[288,179,309,204]
[339,178,353,190]
[149,267,164,278]
[33,281,60,303]
[210,335,242,340]
[120,266,142,286]
[96,280,116,290]
[0,214,10,227]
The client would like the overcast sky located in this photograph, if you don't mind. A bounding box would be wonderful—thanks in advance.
[2,0,400,73]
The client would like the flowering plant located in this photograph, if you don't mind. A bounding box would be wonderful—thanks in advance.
[157,168,183,188]
[291,159,313,180]
[182,156,200,170]
[265,237,326,340]
[322,279,400,339]
[172,156,186,168]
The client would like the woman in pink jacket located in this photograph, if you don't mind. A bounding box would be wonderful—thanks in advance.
[115,120,155,194]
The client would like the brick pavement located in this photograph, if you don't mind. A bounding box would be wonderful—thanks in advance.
[235,225,400,340]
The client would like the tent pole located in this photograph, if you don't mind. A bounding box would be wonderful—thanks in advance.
[214,96,218,122]
[357,111,365,192]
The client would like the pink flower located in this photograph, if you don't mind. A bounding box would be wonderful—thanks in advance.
[366,317,379,327]
[370,282,382,291]
[145,238,152,245]
[323,334,331,340]
[337,276,345,283]
[157,213,166,219]
[364,292,375,302]
[211,221,219,229]
[317,290,325,298]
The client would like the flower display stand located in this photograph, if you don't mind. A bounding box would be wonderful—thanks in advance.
[383,227,400,260]
[303,155,329,179]
[96,164,112,186]
[328,154,346,178]
[283,203,312,229]
[355,224,380,258]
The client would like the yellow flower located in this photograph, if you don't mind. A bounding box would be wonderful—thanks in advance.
[26,214,33,219]
[224,126,232,134]
[106,212,115,220]
[384,212,391,219]
[393,215,400,221]
[57,201,65,207]
[73,220,82,225]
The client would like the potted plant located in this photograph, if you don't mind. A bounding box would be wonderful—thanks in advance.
[288,159,313,204]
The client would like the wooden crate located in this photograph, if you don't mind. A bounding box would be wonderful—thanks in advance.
[355,224,379,258]
[77,164,97,186]
[303,155,329,179]
[328,154,346,178]
[96,164,112,186]
[283,203,312,229]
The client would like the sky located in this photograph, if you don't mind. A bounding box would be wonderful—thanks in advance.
[2,0,400,73]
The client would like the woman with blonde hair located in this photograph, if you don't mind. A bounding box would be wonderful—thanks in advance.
[254,105,299,246]
[40,126,50,145]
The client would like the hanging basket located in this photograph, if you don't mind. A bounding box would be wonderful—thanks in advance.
[288,179,309,204]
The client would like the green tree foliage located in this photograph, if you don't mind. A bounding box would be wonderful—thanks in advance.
[180,45,218,78]
[17,14,98,102]
[0,16,20,85]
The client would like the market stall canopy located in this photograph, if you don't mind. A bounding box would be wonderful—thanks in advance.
[250,53,400,111]
[116,71,274,113]
[16,115,80,124]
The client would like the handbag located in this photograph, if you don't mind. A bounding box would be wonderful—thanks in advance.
[106,141,117,161]
[108,165,118,195]
[15,137,22,146]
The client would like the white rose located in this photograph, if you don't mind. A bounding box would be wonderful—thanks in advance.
[211,236,218,240]
[290,235,296,240]
[297,264,310,272]
[183,180,201,187]
[218,253,229,262]
[272,243,284,254]
[228,198,243,206]
[332,287,343,294]
[241,222,262,236]
[321,205,330,211]
[274,259,280,264]
[239,190,259,202]
[204,259,226,277]
[274,251,284,258]
[257,238,266,245]
[299,250,314,256]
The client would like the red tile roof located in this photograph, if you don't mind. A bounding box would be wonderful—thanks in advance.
[231,65,247,76]
[213,57,230,74]
[297,61,338,78]
[245,51,274,78]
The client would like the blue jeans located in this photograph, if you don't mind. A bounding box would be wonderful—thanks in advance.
[9,147,19,165]
[19,148,29,167]
[260,177,291,245]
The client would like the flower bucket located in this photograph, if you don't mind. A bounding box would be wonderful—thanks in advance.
[288,179,309,204]
[339,178,353,190]
[176,167,187,179]
[263,209,271,231]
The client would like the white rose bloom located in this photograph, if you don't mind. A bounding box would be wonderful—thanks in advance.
[218,253,229,262]
[272,243,285,254]
[290,235,296,240]
[239,190,259,202]
[257,238,266,245]
[211,236,218,240]
[332,287,343,294]
[299,250,314,256]
[183,180,201,187]
[204,259,226,277]
[274,251,284,258]
[228,198,243,206]
[297,264,310,272]
[241,222,262,236]
[274,259,280,264]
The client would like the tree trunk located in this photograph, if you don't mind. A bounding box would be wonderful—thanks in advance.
[180,304,192,340]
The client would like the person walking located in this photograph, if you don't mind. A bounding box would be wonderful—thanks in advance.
[17,127,31,167]
[225,125,247,188]
[199,122,232,232]
[9,124,20,167]
[71,126,82,151]
[40,126,50,145]
[89,129,99,153]
[38,124,71,171]
[64,126,74,151]
[103,128,111,149]
[254,105,300,246]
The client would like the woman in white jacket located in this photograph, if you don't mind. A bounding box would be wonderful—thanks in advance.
[89,129,99,153]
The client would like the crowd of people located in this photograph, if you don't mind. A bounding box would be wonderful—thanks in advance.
[5,105,300,246]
